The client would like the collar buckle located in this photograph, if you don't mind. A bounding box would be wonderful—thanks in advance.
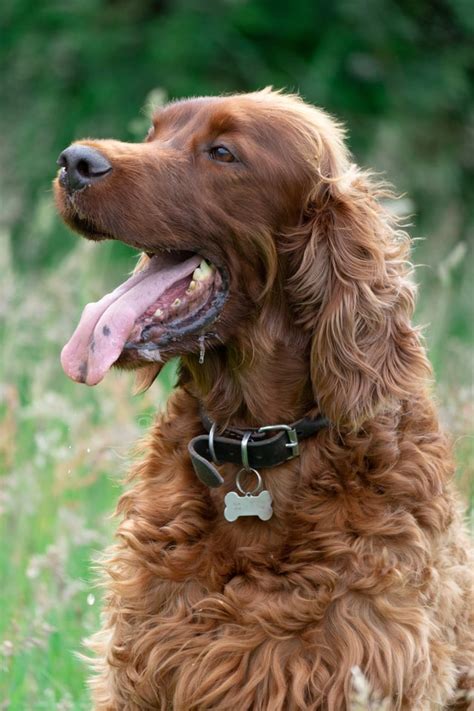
[258,423,300,459]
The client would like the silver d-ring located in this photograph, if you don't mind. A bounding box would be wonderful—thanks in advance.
[241,431,252,471]
[208,422,220,464]
[236,467,262,496]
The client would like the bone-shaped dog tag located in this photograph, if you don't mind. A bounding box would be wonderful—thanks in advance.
[224,490,273,522]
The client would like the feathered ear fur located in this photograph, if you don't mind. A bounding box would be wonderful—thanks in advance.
[287,163,430,428]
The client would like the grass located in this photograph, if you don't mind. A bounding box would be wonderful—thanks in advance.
[0,217,472,709]
[0,232,175,709]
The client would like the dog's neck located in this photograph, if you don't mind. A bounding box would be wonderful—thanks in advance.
[181,317,315,428]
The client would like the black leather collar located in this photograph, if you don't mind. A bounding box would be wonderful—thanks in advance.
[188,412,329,488]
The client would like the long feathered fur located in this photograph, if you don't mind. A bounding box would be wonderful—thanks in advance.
[54,90,473,710]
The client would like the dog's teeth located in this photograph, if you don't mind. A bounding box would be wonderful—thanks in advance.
[153,308,163,318]
[172,298,181,308]
[187,280,196,293]
[193,260,213,282]
[200,259,214,276]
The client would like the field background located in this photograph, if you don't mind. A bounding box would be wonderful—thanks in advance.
[0,2,473,708]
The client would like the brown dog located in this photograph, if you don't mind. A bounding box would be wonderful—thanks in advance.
[54,89,473,710]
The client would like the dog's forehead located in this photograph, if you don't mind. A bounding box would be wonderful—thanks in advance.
[154,94,288,140]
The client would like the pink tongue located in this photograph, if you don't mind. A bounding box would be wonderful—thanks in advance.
[61,254,200,385]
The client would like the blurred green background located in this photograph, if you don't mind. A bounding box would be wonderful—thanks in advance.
[0,1,473,708]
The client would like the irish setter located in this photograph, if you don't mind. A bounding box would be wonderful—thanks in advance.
[54,89,473,710]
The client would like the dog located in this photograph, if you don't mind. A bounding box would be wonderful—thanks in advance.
[54,89,473,710]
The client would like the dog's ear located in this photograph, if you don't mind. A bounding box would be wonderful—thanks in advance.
[286,168,429,428]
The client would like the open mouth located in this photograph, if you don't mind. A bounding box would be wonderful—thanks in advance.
[61,248,228,385]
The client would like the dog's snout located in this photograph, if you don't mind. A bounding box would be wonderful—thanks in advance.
[57,145,112,193]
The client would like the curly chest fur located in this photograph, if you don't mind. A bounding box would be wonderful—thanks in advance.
[89,392,472,711]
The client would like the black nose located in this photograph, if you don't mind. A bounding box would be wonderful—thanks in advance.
[57,145,112,193]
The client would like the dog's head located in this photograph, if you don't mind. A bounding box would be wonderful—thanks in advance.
[54,89,427,426]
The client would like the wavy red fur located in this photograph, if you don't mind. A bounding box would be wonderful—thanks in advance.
[54,89,473,710]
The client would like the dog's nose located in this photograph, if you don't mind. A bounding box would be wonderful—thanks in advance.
[57,145,112,193]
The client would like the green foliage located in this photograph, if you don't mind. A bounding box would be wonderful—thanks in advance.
[0,2,472,708]
[0,236,177,709]
[1,0,472,364]
[1,0,472,259]
[0,231,471,709]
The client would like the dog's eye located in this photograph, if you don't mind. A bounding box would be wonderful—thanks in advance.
[208,146,236,163]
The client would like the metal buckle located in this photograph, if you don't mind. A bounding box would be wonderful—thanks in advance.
[257,424,300,458]
[208,422,220,464]
[240,431,252,471]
